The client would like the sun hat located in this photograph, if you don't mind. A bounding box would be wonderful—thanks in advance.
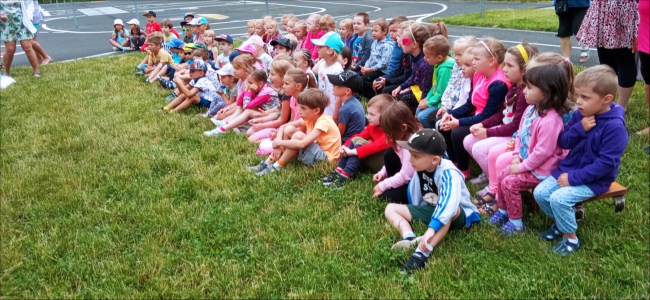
[188,18,201,26]
[235,43,257,56]
[184,12,195,19]
[113,19,124,26]
[126,18,140,26]
[217,64,235,76]
[246,35,265,47]
[311,31,344,53]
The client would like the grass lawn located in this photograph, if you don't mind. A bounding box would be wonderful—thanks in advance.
[1,54,648,298]
[432,8,558,32]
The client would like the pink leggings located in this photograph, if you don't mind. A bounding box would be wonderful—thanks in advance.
[496,168,542,219]
[487,143,513,194]
[463,135,511,175]
[251,128,276,140]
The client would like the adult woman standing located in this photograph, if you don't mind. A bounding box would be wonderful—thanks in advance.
[577,0,638,110]
[0,0,41,79]
[636,0,649,153]
[554,0,590,62]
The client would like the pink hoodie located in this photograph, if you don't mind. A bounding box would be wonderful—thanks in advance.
[513,106,567,176]
[377,145,415,192]
[301,30,325,60]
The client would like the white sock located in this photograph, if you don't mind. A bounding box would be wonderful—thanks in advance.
[498,208,507,215]
[414,244,433,258]
[567,237,579,244]
[272,162,282,169]
[402,232,416,240]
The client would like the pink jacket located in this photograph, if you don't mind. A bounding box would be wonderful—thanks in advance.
[377,145,415,191]
[472,68,511,114]
[513,106,567,176]
[301,30,325,60]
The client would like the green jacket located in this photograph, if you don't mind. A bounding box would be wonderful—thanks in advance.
[425,57,455,108]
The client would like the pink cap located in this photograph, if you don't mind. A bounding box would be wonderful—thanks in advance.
[246,35,265,47]
[235,43,257,56]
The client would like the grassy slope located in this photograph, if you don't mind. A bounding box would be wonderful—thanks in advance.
[0,54,648,298]
[432,8,558,32]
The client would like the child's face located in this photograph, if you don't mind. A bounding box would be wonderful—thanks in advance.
[269,69,284,89]
[287,20,296,34]
[401,36,416,54]
[461,51,475,78]
[190,69,205,79]
[219,41,232,53]
[523,82,544,106]
[353,16,367,34]
[502,52,524,85]
[575,85,612,117]
[248,76,264,92]
[472,46,495,74]
[265,24,276,36]
[183,26,192,36]
[256,25,265,36]
[452,44,464,64]
[147,16,156,23]
[388,23,399,41]
[283,76,299,95]
[147,42,160,52]
[337,53,348,68]
[293,52,307,70]
[371,24,386,41]
[248,23,256,35]
[233,67,249,80]
[274,46,289,56]
[162,26,171,35]
[332,85,350,97]
[295,26,306,40]
[408,150,439,172]
[192,25,200,34]
[298,104,320,121]
[115,24,124,31]
[367,106,381,126]
[129,24,137,31]
[423,48,445,66]
[339,22,349,37]
[204,35,214,45]
[317,46,332,61]
[307,18,319,33]
[220,75,234,86]
[184,16,193,23]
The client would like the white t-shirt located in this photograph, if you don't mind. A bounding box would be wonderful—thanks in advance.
[190,77,218,102]
[316,60,344,116]
[216,53,230,69]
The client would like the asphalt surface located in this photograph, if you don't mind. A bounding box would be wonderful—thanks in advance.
[3,0,599,67]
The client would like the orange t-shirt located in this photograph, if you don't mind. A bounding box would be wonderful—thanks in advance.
[301,114,341,161]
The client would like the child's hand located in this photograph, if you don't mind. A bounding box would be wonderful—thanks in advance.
[418,99,429,110]
[506,139,516,151]
[340,146,349,157]
[558,173,570,187]
[269,129,277,140]
[372,173,384,183]
[248,83,259,91]
[371,184,383,198]
[511,156,522,165]
[0,14,8,22]
[253,110,268,118]
[216,89,225,96]
[472,128,487,139]
[470,123,484,132]
[581,115,596,132]
[374,77,386,90]
[509,163,520,174]
[391,86,402,97]
[436,107,447,118]
[342,147,357,157]
[252,123,264,130]
[440,115,459,131]
[112,34,117,39]
[418,227,436,253]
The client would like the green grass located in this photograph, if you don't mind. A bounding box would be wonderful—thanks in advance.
[1,54,648,298]
[432,8,558,32]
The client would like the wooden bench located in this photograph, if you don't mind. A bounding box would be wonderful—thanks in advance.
[530,182,627,221]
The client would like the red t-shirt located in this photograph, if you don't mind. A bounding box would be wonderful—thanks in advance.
[146,22,162,34]
[171,28,180,39]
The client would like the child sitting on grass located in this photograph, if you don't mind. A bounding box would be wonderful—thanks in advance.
[205,64,237,118]
[384,128,480,274]
[534,65,628,255]
[109,19,131,51]
[415,35,455,128]
[251,89,342,176]
[264,19,281,57]
[204,69,279,136]
[162,61,219,113]
[322,94,394,188]
[328,70,366,143]
[161,19,180,43]
[350,12,373,72]
[302,14,325,60]
[142,34,175,84]
[359,18,393,96]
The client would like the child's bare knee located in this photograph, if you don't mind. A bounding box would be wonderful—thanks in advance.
[291,131,306,140]
[248,134,259,143]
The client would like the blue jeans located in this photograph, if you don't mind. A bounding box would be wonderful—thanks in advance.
[533,176,595,234]
[415,105,438,128]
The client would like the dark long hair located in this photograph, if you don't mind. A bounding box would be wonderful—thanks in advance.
[380,101,422,150]
[523,64,572,117]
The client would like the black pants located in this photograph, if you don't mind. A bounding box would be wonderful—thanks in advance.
[379,147,409,204]
[439,125,472,171]
[381,84,400,95]
[597,47,637,88]
[396,90,419,115]
[639,51,650,85]
[359,70,385,99]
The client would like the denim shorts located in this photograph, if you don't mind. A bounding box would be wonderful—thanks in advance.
[165,66,176,79]
[298,142,328,166]
[197,97,211,108]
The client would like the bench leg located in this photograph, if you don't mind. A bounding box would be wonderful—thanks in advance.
[574,204,585,222]
[614,196,626,213]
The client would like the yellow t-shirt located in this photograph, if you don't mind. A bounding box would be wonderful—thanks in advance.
[148,49,175,66]
[301,114,341,161]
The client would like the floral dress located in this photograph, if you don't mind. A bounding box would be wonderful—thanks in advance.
[577,0,638,49]
[0,1,34,42]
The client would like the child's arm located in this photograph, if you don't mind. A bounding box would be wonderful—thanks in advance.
[354,132,390,159]
[516,117,563,173]
[254,103,291,130]
[457,81,508,126]
[175,79,200,98]
[557,111,585,149]
[337,123,347,137]
[427,169,463,232]
[275,128,322,149]
[358,36,373,68]
[243,89,272,109]
[425,64,452,108]
[378,149,415,192]
[567,122,628,187]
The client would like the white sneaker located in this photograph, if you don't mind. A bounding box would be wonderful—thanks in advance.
[121,47,132,52]
[112,46,119,51]
[203,127,226,137]
[210,118,225,127]
[0,74,16,89]
[390,237,421,251]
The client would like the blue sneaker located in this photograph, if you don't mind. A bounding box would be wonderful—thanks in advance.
[539,224,562,241]
[552,238,580,256]
[499,221,525,236]
[488,211,509,226]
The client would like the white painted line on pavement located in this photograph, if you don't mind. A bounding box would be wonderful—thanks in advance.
[42,10,51,17]
[57,52,118,64]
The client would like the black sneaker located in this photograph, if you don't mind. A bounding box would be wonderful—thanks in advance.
[400,252,429,274]
[321,171,339,186]
[329,173,349,189]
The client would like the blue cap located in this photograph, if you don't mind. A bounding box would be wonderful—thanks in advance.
[215,34,233,44]
[189,60,208,71]
[164,38,184,49]
[311,32,344,54]
[229,50,239,63]
[199,17,208,25]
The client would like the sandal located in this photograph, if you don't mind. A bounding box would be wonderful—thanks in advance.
[33,72,41,78]
[579,46,589,63]
[41,57,53,65]
[473,191,495,206]
[479,200,498,215]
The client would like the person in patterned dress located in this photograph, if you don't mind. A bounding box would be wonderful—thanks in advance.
[0,0,41,79]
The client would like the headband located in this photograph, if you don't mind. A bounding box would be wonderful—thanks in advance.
[480,40,494,57]
[408,25,415,41]
[516,44,529,63]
